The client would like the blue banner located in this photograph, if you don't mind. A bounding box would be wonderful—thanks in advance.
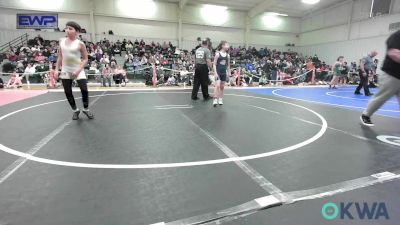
[17,14,58,29]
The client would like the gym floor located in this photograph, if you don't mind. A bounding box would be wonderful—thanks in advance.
[0,86,399,225]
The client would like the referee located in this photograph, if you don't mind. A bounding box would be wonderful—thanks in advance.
[191,40,212,100]
[355,51,377,96]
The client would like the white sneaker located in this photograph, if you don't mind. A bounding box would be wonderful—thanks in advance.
[213,99,218,107]
[218,98,223,105]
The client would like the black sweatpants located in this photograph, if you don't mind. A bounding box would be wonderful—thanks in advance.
[355,69,371,95]
[191,64,210,99]
[62,79,89,110]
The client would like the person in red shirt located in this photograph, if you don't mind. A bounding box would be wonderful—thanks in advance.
[8,52,18,62]
[161,58,168,65]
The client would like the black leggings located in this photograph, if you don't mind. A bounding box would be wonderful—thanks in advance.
[62,79,89,110]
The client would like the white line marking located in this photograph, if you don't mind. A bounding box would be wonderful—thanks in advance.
[272,89,400,113]
[291,116,400,146]
[0,121,71,184]
[290,172,400,202]
[181,113,286,199]
[0,93,328,169]
[246,104,281,115]
[154,105,191,108]
[376,135,400,147]
[255,195,281,207]
[0,92,105,184]
[155,106,193,110]
[326,91,397,104]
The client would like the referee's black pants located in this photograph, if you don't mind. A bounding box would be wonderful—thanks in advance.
[191,64,210,99]
[355,69,371,95]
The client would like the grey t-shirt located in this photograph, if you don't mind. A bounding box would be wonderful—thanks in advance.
[195,47,211,65]
[362,55,374,70]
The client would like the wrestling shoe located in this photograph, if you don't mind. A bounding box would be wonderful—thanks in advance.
[72,110,80,120]
[82,109,94,119]
[360,114,374,127]
[213,99,218,107]
[218,98,223,105]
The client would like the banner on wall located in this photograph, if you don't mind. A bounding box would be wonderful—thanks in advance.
[17,13,58,29]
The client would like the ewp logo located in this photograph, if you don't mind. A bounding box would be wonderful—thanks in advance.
[322,202,390,220]
[17,14,58,29]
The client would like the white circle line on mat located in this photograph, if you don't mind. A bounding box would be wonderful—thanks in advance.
[326,91,397,104]
[272,89,400,113]
[0,92,328,169]
[377,135,400,147]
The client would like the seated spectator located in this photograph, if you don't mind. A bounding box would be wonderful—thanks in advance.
[8,52,18,62]
[166,75,176,86]
[100,54,110,65]
[35,52,46,62]
[7,71,23,88]
[34,35,44,45]
[48,53,58,63]
[161,57,168,66]
[259,75,268,86]
[126,41,134,52]
[42,48,51,57]
[111,45,121,56]
[15,60,25,73]
[110,56,117,65]
[124,59,135,74]
[95,49,103,62]
[114,65,126,87]
[0,77,4,88]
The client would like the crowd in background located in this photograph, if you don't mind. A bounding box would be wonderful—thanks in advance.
[1,34,377,88]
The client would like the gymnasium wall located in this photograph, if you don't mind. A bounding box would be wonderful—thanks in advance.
[298,0,400,64]
[0,0,300,49]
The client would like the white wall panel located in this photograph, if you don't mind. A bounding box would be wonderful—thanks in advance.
[182,24,244,46]
[249,30,299,46]
[251,14,301,33]
[300,24,348,46]
[181,5,246,28]
[298,36,387,68]
[94,16,177,40]
[94,0,178,22]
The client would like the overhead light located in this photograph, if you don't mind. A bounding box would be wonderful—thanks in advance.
[117,0,156,19]
[201,4,228,25]
[302,0,320,4]
[262,14,282,29]
[266,12,288,17]
[203,4,228,11]
[21,0,64,10]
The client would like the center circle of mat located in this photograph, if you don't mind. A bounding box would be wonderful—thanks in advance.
[0,92,328,169]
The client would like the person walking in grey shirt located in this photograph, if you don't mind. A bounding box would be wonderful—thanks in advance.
[361,31,400,126]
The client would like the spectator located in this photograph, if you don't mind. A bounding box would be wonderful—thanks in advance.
[114,65,126,87]
[42,48,51,57]
[126,41,134,52]
[102,64,113,87]
[7,71,23,88]
[0,77,4,88]
[34,34,44,45]
[35,52,46,62]
[23,63,35,85]
[100,54,110,66]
